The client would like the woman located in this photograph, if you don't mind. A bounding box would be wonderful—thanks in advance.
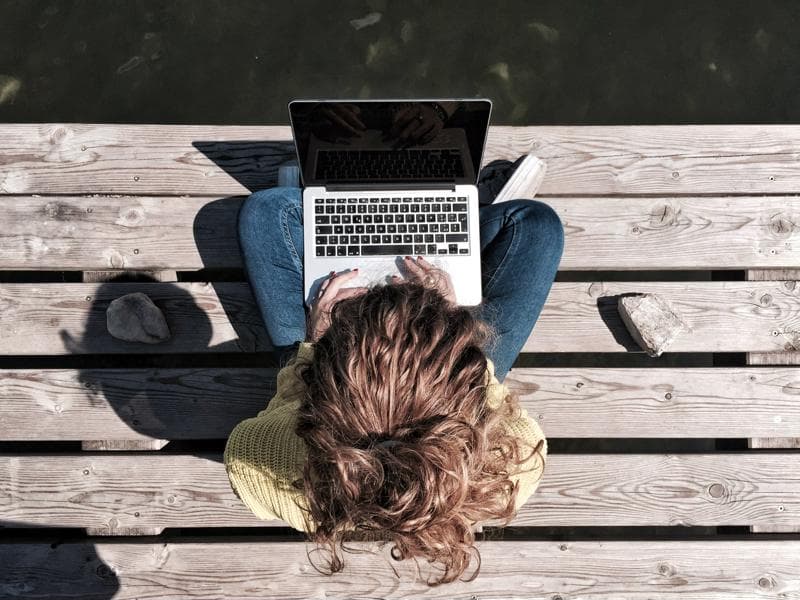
[224,171,564,585]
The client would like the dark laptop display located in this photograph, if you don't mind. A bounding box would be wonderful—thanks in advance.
[289,100,491,187]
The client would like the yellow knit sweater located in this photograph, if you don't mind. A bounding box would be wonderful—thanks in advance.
[223,342,547,532]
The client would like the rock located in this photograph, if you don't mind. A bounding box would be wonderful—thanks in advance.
[618,293,692,357]
[106,292,170,344]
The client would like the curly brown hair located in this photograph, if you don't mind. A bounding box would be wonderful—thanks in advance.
[291,277,544,585]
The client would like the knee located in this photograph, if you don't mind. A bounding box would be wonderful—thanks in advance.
[238,186,301,236]
[507,199,565,254]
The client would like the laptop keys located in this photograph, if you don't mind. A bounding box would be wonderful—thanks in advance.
[313,195,471,258]
[362,244,413,256]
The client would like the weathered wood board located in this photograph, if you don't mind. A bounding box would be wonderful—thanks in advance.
[2,124,800,195]
[3,539,799,599]
[2,195,800,270]
[3,367,800,440]
[2,453,799,531]
[2,281,800,354]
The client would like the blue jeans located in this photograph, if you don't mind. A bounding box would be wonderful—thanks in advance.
[237,187,564,382]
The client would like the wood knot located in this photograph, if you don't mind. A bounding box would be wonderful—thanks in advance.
[587,282,604,298]
[49,126,70,144]
[95,564,113,578]
[103,248,126,269]
[758,575,775,590]
[649,203,678,228]
[708,483,725,498]
[769,214,796,238]
[760,293,773,306]
[116,205,145,227]
[658,562,674,576]
[785,280,797,291]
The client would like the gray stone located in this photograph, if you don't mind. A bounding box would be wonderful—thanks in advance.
[106,292,171,344]
[618,293,692,357]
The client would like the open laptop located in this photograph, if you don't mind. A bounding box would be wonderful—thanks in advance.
[288,99,492,307]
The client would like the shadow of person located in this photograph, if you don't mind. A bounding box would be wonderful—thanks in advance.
[59,273,274,466]
[0,527,120,599]
[192,140,296,193]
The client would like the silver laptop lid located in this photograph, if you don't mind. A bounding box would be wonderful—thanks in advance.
[288,99,492,188]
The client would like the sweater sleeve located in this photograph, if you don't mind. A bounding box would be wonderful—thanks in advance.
[223,342,316,532]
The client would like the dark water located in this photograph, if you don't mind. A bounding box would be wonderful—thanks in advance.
[1,0,799,125]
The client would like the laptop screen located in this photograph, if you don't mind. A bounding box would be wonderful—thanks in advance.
[289,99,492,187]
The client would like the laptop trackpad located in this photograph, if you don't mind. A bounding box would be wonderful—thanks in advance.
[310,256,449,299]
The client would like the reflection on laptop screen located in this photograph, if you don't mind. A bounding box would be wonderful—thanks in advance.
[289,100,491,187]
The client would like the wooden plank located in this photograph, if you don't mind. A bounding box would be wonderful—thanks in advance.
[3,124,800,196]
[0,196,238,271]
[0,282,269,354]
[746,268,800,534]
[2,453,799,530]
[3,280,800,355]
[528,280,800,353]
[3,539,799,599]
[4,367,800,440]
[4,195,800,271]
[0,368,274,441]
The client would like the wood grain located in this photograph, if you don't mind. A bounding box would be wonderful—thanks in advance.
[3,539,799,599]
[0,196,239,271]
[746,268,800,534]
[4,367,800,440]
[0,281,269,354]
[0,368,275,440]
[4,194,800,270]
[3,124,800,195]
[2,453,799,530]
[4,280,800,354]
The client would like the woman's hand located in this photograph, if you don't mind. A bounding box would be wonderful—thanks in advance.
[306,269,368,342]
[311,103,367,143]
[392,256,457,306]
[386,104,443,146]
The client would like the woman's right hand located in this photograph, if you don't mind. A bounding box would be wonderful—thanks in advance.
[392,256,457,306]
[306,269,368,342]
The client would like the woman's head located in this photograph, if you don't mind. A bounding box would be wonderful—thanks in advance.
[293,276,542,585]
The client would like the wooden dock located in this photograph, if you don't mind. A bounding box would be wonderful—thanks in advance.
[2,123,800,598]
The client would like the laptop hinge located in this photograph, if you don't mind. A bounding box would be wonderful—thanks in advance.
[326,181,457,192]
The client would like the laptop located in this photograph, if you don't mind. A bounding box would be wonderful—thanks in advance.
[288,99,492,307]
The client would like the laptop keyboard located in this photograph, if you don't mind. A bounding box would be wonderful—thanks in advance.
[313,196,471,257]
[316,149,465,180]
